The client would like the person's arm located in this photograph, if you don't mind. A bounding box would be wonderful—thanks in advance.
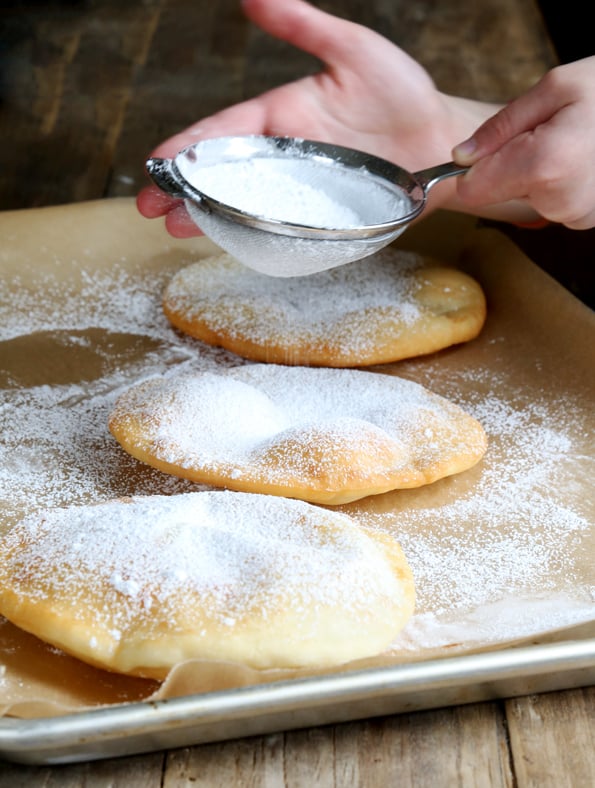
[136,0,547,237]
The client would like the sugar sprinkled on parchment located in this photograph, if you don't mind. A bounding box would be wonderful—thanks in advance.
[1,265,174,341]
[1,262,239,521]
[1,256,593,650]
[354,360,594,649]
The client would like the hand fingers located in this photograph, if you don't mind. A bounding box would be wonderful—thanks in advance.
[241,0,375,70]
[136,187,204,236]
[164,203,205,238]
[147,1,396,171]
[455,98,595,227]
[452,57,595,229]
[136,185,178,218]
[453,69,569,165]
[564,207,595,230]
[150,0,369,162]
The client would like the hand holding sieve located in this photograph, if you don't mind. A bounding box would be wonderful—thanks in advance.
[146,135,467,277]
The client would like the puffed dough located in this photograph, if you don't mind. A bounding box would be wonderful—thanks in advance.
[0,492,415,679]
[108,365,487,505]
[162,249,487,367]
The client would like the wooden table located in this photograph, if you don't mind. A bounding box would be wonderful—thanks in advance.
[0,1,593,784]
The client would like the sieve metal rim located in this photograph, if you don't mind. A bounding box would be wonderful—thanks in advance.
[146,135,439,241]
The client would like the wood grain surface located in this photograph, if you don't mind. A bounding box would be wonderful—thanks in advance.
[0,1,593,784]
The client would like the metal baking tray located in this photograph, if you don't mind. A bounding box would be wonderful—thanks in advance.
[1,637,594,764]
[2,202,594,765]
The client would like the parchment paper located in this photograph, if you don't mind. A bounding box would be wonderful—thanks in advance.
[1,198,593,718]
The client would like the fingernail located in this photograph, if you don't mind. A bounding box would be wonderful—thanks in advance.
[452,137,478,164]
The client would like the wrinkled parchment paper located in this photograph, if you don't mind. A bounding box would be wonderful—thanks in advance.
[1,199,593,718]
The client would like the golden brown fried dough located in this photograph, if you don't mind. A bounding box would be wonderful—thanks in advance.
[0,492,415,679]
[162,249,486,366]
[109,365,487,505]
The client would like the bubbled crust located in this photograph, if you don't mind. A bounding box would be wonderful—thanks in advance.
[108,365,487,505]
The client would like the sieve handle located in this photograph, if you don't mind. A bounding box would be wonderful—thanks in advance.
[412,161,469,193]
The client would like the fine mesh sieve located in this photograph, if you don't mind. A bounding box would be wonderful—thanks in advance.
[146,135,467,277]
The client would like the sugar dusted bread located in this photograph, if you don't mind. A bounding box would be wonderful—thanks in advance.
[0,492,415,679]
[162,249,486,367]
[108,364,487,505]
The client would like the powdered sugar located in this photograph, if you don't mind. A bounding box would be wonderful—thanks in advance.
[180,153,411,276]
[354,361,595,650]
[1,492,403,632]
[1,266,173,343]
[1,234,593,658]
[163,249,426,359]
[192,159,363,228]
[1,261,236,523]
[108,364,486,500]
